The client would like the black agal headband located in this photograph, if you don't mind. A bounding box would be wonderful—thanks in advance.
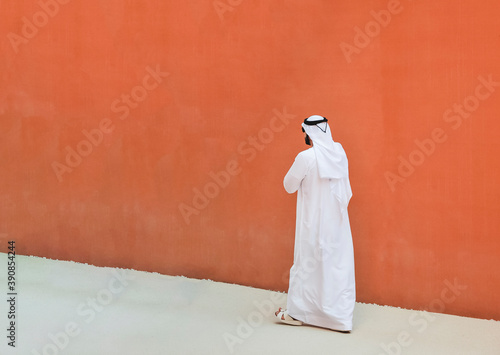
[302,116,328,133]
[303,116,327,125]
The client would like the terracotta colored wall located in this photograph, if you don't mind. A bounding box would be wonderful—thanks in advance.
[1,0,499,320]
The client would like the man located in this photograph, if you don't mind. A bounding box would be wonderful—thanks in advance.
[275,115,355,332]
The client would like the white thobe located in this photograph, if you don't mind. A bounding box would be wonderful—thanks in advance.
[284,147,355,331]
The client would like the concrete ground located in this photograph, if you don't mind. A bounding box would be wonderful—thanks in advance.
[1,254,498,355]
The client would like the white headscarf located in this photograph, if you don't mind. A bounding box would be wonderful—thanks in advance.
[302,115,349,179]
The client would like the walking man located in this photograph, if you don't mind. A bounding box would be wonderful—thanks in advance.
[276,115,355,332]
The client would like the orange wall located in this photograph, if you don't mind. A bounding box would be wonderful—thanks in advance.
[1,0,499,320]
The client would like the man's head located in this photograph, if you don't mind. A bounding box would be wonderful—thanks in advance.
[302,115,328,146]
[300,115,349,179]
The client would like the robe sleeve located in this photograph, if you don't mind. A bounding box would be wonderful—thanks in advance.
[283,152,309,194]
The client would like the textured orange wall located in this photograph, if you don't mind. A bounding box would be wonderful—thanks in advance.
[1,0,499,320]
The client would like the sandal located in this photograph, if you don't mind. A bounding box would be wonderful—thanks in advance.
[275,308,303,326]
